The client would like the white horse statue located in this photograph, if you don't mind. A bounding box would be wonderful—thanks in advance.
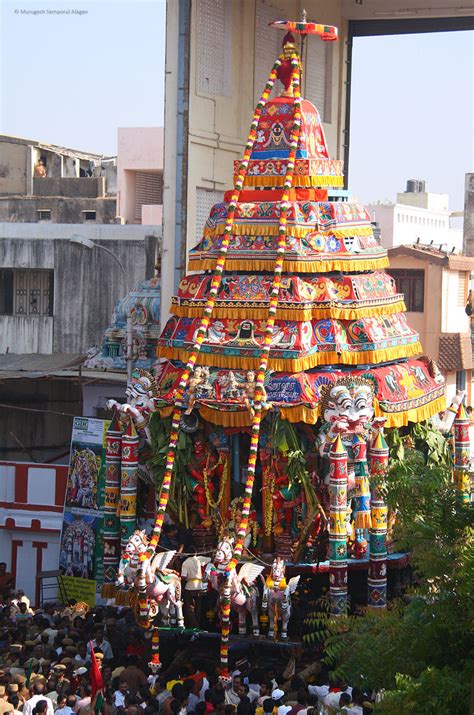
[206,536,264,636]
[116,530,184,627]
[262,556,300,639]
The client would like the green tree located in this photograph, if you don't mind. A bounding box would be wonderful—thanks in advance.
[305,452,474,714]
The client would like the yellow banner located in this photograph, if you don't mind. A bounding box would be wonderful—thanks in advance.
[61,576,97,607]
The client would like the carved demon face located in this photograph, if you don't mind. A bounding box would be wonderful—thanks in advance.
[323,381,374,430]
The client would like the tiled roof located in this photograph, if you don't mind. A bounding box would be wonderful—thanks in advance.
[438,333,473,372]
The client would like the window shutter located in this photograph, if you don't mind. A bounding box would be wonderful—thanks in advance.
[196,0,232,96]
[458,271,467,306]
[135,172,163,221]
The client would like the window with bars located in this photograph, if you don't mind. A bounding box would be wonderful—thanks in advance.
[389,269,424,312]
[135,172,163,221]
[0,269,54,317]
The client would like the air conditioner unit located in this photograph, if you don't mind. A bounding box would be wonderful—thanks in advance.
[114,216,127,225]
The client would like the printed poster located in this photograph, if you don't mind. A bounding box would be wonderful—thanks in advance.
[59,417,110,599]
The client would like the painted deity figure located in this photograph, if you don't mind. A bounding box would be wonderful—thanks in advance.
[60,518,95,578]
[107,370,158,443]
[69,448,99,509]
[116,530,184,627]
[185,434,223,527]
[206,536,264,636]
[262,557,300,639]
[226,497,258,552]
[272,464,304,538]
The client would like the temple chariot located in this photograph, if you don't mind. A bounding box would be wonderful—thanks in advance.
[103,17,470,673]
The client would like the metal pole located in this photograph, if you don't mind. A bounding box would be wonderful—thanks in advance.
[93,243,133,387]
[126,312,133,386]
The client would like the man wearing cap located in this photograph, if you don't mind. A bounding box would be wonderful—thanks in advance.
[11,675,28,703]
[7,691,22,715]
[271,690,292,715]
[53,664,70,698]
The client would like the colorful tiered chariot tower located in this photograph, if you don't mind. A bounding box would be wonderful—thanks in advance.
[108,18,469,673]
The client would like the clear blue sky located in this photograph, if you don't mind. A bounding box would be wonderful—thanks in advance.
[0,0,166,155]
[350,30,473,212]
[0,3,472,211]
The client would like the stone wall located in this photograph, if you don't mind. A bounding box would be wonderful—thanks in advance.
[0,197,117,223]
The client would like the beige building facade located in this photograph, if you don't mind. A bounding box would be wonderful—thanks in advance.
[161,0,474,326]
[388,244,474,404]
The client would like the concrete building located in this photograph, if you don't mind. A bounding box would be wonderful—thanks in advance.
[367,180,463,253]
[0,223,158,354]
[0,460,67,606]
[117,128,164,226]
[388,243,474,404]
[161,0,474,325]
[0,135,117,224]
[0,223,160,463]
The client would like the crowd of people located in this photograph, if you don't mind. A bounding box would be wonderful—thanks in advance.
[0,584,376,715]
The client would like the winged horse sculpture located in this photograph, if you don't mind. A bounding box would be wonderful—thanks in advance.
[116,530,184,627]
[262,556,300,639]
[206,536,264,636]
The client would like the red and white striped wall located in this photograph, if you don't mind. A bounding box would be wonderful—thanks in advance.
[0,461,67,607]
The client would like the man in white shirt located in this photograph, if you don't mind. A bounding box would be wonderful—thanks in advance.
[22,683,54,715]
[114,682,128,710]
[323,685,353,712]
[181,555,210,628]
[307,674,330,705]
[224,675,242,706]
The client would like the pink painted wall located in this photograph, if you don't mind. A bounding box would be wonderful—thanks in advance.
[117,128,164,225]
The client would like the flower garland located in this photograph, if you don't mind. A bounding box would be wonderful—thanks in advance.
[137,56,284,630]
[229,53,302,567]
[218,51,302,672]
[203,453,228,509]
[263,464,276,537]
